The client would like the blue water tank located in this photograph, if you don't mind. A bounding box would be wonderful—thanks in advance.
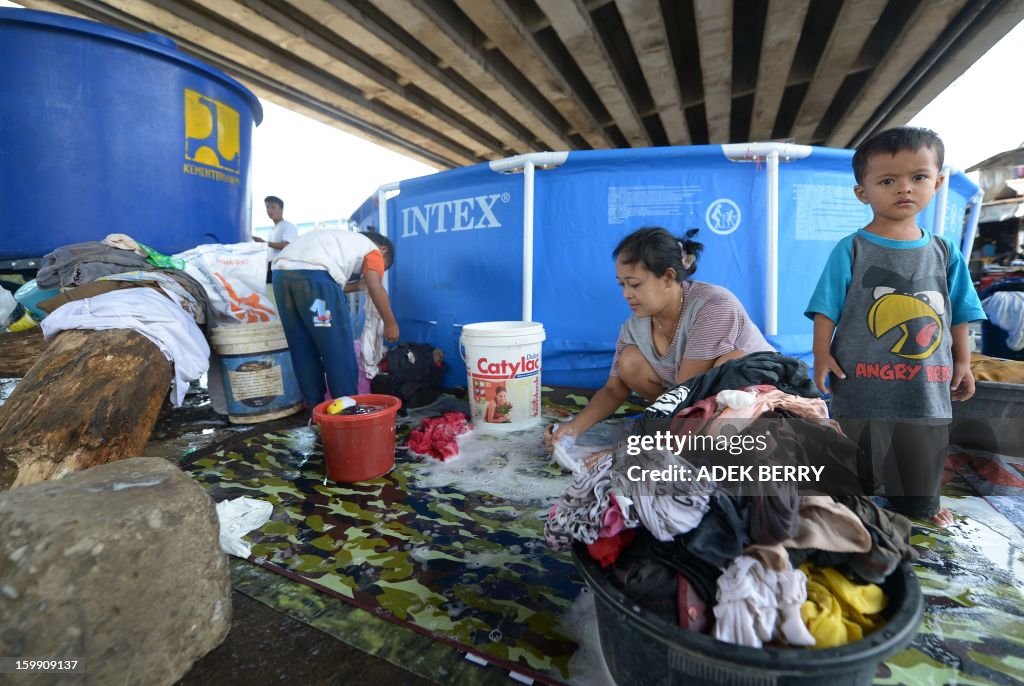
[0,9,263,261]
[354,146,979,388]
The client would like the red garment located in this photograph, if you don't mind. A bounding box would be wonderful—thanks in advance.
[407,412,470,461]
[678,396,720,419]
[673,396,721,437]
[587,529,637,568]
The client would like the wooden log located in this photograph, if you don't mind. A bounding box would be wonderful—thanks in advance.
[0,328,48,377]
[0,328,172,490]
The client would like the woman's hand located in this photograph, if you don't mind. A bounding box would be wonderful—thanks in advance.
[545,378,628,449]
[545,421,580,450]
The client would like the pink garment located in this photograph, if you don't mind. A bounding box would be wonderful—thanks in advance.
[717,386,829,421]
[702,385,835,437]
[598,496,627,538]
[353,339,371,394]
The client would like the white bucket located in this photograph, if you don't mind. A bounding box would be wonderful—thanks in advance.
[460,321,546,433]
[210,322,304,424]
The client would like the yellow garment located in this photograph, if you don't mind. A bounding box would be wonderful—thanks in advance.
[799,563,888,648]
[815,567,887,614]
[970,352,1024,383]
[801,579,862,648]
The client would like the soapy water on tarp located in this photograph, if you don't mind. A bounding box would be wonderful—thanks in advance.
[559,586,616,686]
[936,495,1024,586]
[403,396,619,505]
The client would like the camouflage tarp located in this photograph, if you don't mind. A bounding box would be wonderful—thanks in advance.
[182,391,1024,684]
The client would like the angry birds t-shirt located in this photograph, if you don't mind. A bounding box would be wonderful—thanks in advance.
[805,229,985,419]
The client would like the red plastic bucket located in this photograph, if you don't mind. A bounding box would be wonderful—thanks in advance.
[312,394,402,482]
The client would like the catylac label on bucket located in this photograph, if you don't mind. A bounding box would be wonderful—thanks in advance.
[462,322,545,431]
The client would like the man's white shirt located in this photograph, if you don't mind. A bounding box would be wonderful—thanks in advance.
[268,220,299,260]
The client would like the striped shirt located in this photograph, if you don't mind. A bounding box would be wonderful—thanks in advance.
[610,280,774,387]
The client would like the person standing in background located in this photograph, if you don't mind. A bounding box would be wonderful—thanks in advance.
[254,195,299,282]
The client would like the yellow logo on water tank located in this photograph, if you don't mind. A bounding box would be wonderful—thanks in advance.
[183,89,241,185]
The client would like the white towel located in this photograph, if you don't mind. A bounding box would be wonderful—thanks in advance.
[41,288,209,406]
[360,295,384,380]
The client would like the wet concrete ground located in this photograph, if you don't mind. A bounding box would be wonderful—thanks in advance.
[178,591,434,686]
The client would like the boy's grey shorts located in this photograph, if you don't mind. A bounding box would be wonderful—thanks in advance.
[838,418,948,519]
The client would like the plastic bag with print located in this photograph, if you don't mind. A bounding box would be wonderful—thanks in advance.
[174,242,278,324]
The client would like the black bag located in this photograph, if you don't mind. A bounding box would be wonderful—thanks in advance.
[370,343,444,409]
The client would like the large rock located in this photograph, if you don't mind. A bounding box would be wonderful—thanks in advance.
[0,458,231,685]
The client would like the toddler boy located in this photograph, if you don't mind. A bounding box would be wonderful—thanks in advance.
[805,126,986,526]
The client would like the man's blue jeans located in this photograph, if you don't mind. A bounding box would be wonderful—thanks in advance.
[272,269,358,406]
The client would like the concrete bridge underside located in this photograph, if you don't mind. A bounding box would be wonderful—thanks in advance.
[23,0,1024,168]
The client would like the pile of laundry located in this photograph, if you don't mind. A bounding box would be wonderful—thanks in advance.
[546,352,919,650]
[32,236,214,406]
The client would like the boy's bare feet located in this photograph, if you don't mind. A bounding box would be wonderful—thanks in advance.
[929,507,954,528]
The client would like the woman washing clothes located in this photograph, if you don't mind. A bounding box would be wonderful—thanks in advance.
[545,226,774,448]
